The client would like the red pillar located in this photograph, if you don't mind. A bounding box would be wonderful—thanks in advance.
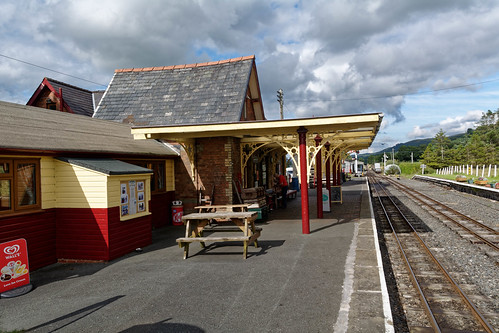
[325,142,331,202]
[298,126,310,234]
[315,135,323,219]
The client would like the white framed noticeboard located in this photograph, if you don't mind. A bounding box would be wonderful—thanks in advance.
[120,179,146,218]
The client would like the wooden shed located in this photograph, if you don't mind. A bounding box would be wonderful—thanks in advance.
[0,101,178,269]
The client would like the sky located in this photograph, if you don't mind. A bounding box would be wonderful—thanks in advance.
[1,0,499,153]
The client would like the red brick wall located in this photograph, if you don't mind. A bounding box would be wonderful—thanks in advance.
[31,89,67,112]
[175,137,242,212]
[175,150,197,212]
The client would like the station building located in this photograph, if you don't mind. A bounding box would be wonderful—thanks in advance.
[0,55,382,270]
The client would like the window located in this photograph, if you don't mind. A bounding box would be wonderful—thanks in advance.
[46,98,56,110]
[0,159,40,215]
[125,160,166,194]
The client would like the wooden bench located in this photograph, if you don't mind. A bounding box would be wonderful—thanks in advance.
[176,211,260,259]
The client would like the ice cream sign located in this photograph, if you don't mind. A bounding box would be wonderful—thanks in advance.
[1,239,30,294]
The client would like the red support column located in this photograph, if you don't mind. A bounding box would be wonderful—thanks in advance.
[298,126,310,234]
[315,135,323,219]
[325,142,331,200]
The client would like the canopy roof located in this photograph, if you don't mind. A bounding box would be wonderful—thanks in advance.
[131,112,383,151]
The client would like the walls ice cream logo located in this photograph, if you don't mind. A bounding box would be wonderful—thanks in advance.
[4,244,21,259]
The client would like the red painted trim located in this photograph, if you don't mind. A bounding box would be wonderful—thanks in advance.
[26,78,49,106]
[298,127,309,234]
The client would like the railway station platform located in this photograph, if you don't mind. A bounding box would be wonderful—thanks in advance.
[0,178,393,333]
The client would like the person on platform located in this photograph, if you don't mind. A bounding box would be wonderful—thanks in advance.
[277,173,289,208]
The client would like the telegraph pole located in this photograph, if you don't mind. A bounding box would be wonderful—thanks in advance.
[277,89,284,119]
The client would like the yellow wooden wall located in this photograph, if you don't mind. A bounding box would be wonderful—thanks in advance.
[3,155,166,211]
[54,160,109,208]
[40,157,56,209]
[165,159,175,191]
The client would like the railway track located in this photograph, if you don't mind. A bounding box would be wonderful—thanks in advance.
[378,175,499,259]
[369,176,496,332]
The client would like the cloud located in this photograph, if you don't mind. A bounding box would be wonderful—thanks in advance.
[1,0,499,140]
[408,109,483,139]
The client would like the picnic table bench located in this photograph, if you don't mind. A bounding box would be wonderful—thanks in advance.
[176,211,261,259]
[195,204,249,213]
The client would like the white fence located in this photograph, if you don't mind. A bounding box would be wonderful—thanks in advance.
[436,164,498,178]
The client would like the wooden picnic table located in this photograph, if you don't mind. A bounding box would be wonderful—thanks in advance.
[195,204,249,213]
[176,211,261,259]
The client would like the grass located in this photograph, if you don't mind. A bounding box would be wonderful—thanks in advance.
[423,173,499,183]
[384,161,499,183]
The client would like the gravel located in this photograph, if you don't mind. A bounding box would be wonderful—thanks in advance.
[386,176,499,329]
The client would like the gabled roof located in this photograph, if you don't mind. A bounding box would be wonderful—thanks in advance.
[0,101,177,157]
[27,77,103,117]
[94,55,265,126]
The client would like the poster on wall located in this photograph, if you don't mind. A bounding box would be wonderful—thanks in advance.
[129,181,137,215]
[1,239,32,297]
[120,179,145,218]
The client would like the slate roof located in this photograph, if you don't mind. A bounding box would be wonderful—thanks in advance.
[0,101,177,157]
[27,78,104,117]
[47,78,96,117]
[56,157,153,175]
[94,55,257,126]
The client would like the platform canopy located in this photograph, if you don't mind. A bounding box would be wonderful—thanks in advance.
[131,112,383,234]
[131,112,382,148]
[131,112,382,180]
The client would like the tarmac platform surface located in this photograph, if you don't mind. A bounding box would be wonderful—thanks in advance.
[0,178,393,332]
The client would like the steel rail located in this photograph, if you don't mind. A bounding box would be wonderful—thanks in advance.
[369,176,496,333]
[384,175,497,234]
[381,175,499,251]
[369,177,440,331]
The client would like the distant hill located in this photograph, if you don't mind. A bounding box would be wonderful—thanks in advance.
[360,132,468,158]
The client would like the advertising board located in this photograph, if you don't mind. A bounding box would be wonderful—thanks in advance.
[1,239,30,295]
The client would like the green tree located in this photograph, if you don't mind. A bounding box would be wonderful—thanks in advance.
[433,129,451,164]
[422,143,440,168]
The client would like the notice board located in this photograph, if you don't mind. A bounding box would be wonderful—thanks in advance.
[331,186,342,204]
[120,179,146,218]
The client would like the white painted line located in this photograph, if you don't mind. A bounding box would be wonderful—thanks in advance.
[333,218,358,333]
[366,178,395,333]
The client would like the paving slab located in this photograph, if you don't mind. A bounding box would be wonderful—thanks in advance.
[0,178,392,333]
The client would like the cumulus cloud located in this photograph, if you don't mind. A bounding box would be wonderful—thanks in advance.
[1,0,499,140]
[408,110,483,139]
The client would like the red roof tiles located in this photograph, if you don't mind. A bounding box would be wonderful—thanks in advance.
[114,55,255,73]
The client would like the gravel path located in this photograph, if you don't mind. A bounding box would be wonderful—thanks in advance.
[376,176,498,331]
